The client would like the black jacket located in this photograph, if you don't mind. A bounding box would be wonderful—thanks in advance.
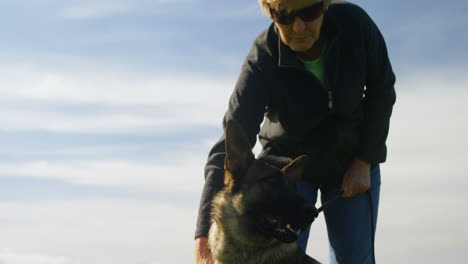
[195,3,396,239]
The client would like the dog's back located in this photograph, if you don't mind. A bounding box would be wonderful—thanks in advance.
[208,120,320,264]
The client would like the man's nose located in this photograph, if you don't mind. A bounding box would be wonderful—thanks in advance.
[292,16,306,32]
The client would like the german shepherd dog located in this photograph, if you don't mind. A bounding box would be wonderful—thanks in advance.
[208,120,321,264]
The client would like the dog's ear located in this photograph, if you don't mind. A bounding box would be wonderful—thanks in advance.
[281,155,310,182]
[224,120,254,179]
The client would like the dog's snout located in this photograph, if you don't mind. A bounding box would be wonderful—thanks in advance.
[303,202,319,224]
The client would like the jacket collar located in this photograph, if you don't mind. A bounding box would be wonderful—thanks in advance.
[276,7,342,70]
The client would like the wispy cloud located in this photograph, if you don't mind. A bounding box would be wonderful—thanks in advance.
[0,63,233,105]
[0,249,71,264]
[0,200,196,264]
[58,0,264,21]
[59,1,132,19]
[0,63,233,133]
[206,2,264,20]
[0,157,206,193]
[2,0,194,20]
[59,0,193,19]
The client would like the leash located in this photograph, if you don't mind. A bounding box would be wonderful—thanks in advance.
[316,190,344,213]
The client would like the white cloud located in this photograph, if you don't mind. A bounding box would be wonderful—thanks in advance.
[0,103,219,134]
[3,0,193,20]
[209,3,264,20]
[0,63,233,105]
[58,0,193,19]
[387,68,468,179]
[0,157,206,193]
[58,0,262,21]
[59,1,132,19]
[0,249,71,264]
[0,63,233,133]
[0,200,197,264]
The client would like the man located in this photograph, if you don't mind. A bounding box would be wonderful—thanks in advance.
[195,0,396,263]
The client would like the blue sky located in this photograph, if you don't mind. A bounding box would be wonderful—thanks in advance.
[0,0,467,263]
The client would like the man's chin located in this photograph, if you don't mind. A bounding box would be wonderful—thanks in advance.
[289,43,314,53]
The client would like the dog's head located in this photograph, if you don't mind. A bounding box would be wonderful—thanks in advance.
[214,120,318,244]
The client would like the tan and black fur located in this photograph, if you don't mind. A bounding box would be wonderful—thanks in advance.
[208,120,321,264]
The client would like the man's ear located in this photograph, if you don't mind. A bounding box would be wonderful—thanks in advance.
[224,120,254,177]
[281,155,311,182]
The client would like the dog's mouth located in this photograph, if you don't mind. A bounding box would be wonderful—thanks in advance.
[255,215,302,243]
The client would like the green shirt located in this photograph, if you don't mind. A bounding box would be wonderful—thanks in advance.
[300,42,326,85]
[301,53,325,85]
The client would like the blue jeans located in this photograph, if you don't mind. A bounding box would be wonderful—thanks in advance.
[296,166,381,264]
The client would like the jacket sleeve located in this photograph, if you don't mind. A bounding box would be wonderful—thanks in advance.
[356,10,396,165]
[194,50,269,239]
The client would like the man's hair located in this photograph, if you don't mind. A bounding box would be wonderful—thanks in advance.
[258,0,340,16]
[257,0,306,16]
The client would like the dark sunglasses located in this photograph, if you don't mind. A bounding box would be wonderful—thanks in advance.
[268,0,324,25]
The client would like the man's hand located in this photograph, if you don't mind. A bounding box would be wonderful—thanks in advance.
[341,157,371,198]
[194,237,214,264]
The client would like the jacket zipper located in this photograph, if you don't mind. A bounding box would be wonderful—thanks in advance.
[323,30,339,111]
